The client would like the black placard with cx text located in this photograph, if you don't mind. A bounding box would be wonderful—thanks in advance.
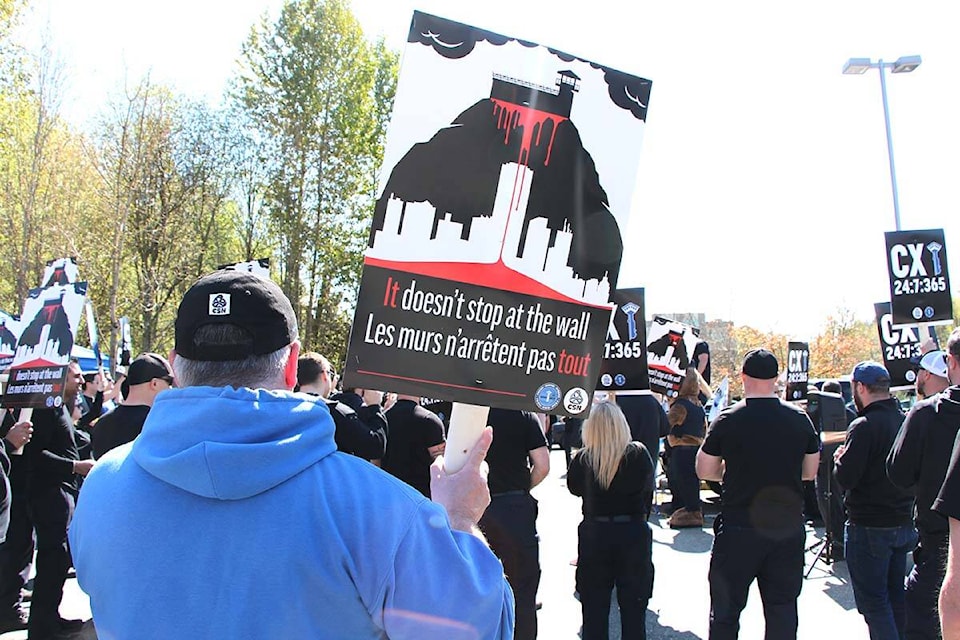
[785,341,810,401]
[874,301,927,389]
[596,288,649,392]
[884,228,953,327]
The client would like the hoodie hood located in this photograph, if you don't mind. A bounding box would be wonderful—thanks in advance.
[937,386,960,416]
[131,386,336,500]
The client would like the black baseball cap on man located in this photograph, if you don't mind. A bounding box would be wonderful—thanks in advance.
[742,348,779,380]
[121,353,174,398]
[175,270,298,362]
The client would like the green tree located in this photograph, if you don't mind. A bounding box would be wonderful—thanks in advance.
[234,0,397,361]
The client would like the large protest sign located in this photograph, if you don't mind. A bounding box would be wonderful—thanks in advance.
[343,12,651,416]
[885,229,953,326]
[785,341,810,401]
[2,282,87,408]
[597,288,649,392]
[0,310,21,370]
[646,316,698,398]
[875,301,927,389]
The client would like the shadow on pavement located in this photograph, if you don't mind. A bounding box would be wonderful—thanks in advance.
[652,524,715,554]
[646,610,703,639]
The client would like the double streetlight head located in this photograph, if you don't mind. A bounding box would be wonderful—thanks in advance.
[842,56,922,75]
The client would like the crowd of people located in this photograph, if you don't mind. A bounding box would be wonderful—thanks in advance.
[0,267,958,640]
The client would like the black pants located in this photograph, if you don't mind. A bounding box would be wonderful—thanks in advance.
[479,493,540,640]
[25,486,74,639]
[0,479,34,618]
[576,519,653,640]
[708,517,804,640]
[904,531,947,640]
[666,446,700,512]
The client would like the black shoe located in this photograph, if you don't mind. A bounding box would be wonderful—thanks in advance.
[0,611,29,633]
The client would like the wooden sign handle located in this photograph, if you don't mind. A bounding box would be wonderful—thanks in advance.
[9,407,33,456]
[444,403,489,473]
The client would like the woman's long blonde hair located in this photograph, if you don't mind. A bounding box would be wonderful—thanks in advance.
[580,400,632,490]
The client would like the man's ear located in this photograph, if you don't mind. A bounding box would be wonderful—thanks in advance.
[169,349,179,386]
[284,342,301,391]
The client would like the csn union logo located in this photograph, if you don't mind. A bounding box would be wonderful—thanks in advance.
[534,383,561,411]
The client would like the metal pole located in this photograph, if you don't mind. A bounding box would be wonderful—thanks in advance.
[877,60,902,231]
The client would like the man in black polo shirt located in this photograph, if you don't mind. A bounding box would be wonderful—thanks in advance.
[696,349,819,640]
[91,353,174,459]
[927,328,960,638]
[834,361,914,640]
[296,352,386,463]
[479,407,549,640]
[887,348,958,640]
[382,395,445,498]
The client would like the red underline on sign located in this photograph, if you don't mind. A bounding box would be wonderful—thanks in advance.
[355,370,527,397]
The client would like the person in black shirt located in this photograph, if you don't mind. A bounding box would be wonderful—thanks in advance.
[479,408,549,640]
[697,349,819,640]
[568,400,654,640]
[665,369,707,529]
[17,361,95,638]
[382,395,445,498]
[927,328,960,638]
[615,391,669,482]
[834,361,915,640]
[91,353,174,459]
[296,352,386,463]
[888,348,959,640]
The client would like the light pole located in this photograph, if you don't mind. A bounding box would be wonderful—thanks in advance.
[842,55,922,231]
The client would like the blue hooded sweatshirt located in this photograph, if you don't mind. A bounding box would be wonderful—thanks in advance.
[70,387,514,639]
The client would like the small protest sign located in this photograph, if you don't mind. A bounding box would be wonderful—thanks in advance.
[596,288,649,392]
[874,301,928,389]
[646,316,699,398]
[219,258,271,281]
[41,257,78,288]
[785,341,810,401]
[707,376,729,424]
[1,282,87,409]
[0,310,21,370]
[884,229,953,326]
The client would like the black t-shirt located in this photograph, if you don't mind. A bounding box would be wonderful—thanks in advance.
[693,340,711,384]
[567,442,654,517]
[382,400,445,498]
[24,407,80,493]
[616,393,669,461]
[701,397,819,529]
[485,408,548,494]
[91,404,151,459]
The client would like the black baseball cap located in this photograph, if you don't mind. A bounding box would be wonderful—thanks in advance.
[742,349,779,380]
[121,353,174,397]
[175,270,298,362]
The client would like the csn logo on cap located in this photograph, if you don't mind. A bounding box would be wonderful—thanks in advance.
[209,293,231,316]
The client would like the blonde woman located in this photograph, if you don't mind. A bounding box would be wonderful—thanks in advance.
[567,401,655,640]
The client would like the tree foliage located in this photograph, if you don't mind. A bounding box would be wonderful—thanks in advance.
[234,0,397,364]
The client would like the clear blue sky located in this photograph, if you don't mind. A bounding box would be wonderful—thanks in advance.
[16,0,960,338]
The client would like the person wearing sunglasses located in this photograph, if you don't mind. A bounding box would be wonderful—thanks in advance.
[90,353,174,459]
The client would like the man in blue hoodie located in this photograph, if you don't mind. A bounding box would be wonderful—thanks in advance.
[69,270,514,639]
